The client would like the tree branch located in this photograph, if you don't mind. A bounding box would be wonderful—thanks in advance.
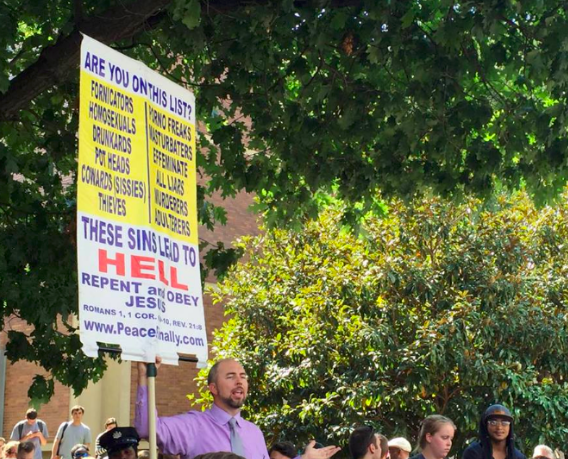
[0,0,172,121]
[0,0,363,122]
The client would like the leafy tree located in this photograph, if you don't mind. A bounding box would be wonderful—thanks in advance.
[4,0,568,399]
[208,192,568,455]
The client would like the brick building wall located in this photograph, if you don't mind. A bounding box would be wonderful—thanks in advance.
[1,188,260,439]
[1,335,70,440]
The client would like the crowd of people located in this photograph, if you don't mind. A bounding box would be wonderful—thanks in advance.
[0,358,561,459]
[0,407,117,459]
[132,358,561,459]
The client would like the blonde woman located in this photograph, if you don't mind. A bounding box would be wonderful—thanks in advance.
[411,415,456,459]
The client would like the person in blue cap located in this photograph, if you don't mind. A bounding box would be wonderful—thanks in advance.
[462,405,526,459]
[98,428,140,459]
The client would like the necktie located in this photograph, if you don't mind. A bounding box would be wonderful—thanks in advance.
[229,417,246,457]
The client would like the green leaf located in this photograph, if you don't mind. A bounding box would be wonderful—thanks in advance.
[182,0,201,30]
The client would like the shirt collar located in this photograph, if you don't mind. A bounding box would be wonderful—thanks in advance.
[209,403,243,426]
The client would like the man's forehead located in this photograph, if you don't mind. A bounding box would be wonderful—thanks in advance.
[218,360,246,374]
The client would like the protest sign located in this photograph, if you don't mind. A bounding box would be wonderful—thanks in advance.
[77,35,207,365]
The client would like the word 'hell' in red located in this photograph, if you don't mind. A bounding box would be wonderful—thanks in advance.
[98,249,189,291]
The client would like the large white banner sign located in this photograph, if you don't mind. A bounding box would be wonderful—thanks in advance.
[77,35,207,365]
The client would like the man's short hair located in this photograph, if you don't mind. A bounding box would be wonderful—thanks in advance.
[269,442,297,459]
[25,409,37,420]
[104,418,117,428]
[349,426,377,459]
[207,358,239,385]
[194,453,245,459]
[18,442,36,454]
[377,435,388,459]
[71,405,85,414]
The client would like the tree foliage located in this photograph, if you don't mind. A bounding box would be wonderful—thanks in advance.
[209,192,568,455]
[3,0,568,399]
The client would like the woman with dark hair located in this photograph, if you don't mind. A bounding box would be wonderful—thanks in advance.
[462,405,525,459]
[410,415,456,459]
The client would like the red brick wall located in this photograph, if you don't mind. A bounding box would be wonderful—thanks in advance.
[1,318,71,439]
[2,360,70,440]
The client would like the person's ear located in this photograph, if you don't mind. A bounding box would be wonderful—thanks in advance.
[209,382,218,396]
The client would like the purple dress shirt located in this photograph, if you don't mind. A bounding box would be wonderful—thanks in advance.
[135,386,269,459]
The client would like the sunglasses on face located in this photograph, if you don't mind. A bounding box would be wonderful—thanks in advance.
[6,450,17,456]
[73,451,89,458]
[488,419,511,427]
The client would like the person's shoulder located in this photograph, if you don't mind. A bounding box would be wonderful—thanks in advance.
[162,409,204,425]
[10,420,24,436]
[464,442,481,450]
[182,409,208,421]
[239,416,262,430]
[410,453,425,459]
[239,417,265,442]
[462,442,482,458]
[512,448,526,459]
[55,421,68,435]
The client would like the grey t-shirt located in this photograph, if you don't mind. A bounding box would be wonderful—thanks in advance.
[10,419,49,459]
[55,423,92,459]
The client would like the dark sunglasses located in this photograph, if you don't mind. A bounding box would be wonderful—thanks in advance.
[73,451,90,458]
[7,450,17,456]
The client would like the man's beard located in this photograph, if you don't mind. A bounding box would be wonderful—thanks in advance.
[221,394,246,409]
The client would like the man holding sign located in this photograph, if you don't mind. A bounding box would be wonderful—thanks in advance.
[135,358,340,459]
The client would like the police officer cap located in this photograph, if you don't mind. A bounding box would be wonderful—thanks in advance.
[99,427,140,455]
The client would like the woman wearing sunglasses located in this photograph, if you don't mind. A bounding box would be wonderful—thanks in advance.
[70,445,90,459]
[462,405,526,459]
